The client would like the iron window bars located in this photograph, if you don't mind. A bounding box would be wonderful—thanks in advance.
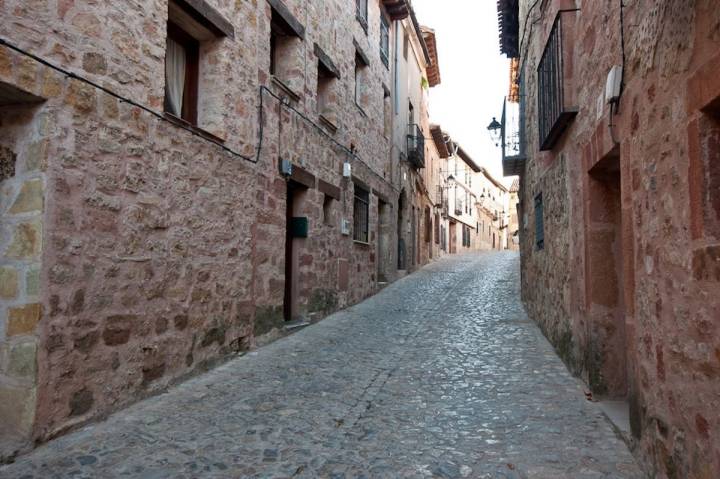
[353,186,370,243]
[406,123,425,169]
[537,13,577,151]
[380,15,390,68]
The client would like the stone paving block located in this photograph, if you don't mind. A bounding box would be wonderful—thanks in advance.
[0,253,644,478]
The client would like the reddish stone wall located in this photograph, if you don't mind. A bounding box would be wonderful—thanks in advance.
[515,0,720,476]
[0,0,427,457]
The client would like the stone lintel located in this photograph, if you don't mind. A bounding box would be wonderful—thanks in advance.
[174,0,235,39]
[353,39,370,67]
[290,163,316,189]
[318,179,341,201]
[267,0,306,39]
[313,43,341,80]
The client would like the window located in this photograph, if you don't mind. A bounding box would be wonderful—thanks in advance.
[454,188,463,216]
[403,29,409,60]
[353,185,370,243]
[434,213,440,244]
[315,44,340,127]
[317,64,335,121]
[537,13,577,151]
[383,88,392,138]
[270,1,305,95]
[354,48,369,111]
[535,193,544,250]
[380,15,390,68]
[164,0,233,127]
[356,0,368,29]
[323,194,334,226]
[461,225,471,248]
[165,21,199,124]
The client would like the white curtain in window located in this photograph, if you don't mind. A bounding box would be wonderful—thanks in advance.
[165,37,186,117]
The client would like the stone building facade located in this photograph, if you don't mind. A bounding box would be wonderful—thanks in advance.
[0,0,442,459]
[498,0,720,476]
[389,12,442,273]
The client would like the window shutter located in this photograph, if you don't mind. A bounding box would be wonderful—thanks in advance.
[535,194,544,250]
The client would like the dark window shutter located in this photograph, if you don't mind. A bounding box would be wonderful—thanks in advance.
[535,193,544,250]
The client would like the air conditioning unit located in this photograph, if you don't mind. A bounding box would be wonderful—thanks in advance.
[341,219,351,236]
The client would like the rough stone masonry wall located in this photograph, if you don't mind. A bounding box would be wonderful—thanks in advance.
[0,99,48,456]
[517,0,720,476]
[0,0,399,457]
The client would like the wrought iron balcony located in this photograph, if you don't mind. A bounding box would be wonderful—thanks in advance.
[406,123,425,169]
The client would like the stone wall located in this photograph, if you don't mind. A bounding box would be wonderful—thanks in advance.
[0,0,429,459]
[0,91,48,460]
[514,0,720,476]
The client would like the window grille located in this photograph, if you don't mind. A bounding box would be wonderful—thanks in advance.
[537,14,577,151]
[380,15,390,68]
[353,186,370,243]
[406,123,425,168]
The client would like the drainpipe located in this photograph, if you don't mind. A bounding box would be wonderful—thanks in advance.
[394,20,400,114]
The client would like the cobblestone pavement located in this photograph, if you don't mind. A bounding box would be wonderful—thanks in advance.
[1,252,643,479]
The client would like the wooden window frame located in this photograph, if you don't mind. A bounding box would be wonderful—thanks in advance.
[165,21,200,126]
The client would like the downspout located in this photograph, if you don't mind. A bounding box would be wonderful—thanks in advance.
[394,20,400,114]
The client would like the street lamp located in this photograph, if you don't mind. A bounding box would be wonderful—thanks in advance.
[487,117,502,147]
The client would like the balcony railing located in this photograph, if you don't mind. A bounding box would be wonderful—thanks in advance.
[406,123,425,169]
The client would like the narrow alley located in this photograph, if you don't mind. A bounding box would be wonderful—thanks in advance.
[0,252,642,479]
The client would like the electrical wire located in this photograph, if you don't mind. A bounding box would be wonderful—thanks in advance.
[618,0,626,105]
[0,37,258,163]
[259,86,398,192]
[0,36,399,193]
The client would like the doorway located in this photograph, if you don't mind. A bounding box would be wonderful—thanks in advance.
[377,199,390,282]
[586,151,627,399]
[284,180,308,322]
[397,190,406,270]
[449,221,457,254]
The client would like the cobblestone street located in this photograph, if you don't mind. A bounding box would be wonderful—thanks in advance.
[1,252,642,479]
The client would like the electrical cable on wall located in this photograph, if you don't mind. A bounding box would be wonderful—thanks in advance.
[0,36,399,194]
[0,37,258,163]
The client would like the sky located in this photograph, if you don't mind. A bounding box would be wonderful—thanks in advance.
[412,0,510,183]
